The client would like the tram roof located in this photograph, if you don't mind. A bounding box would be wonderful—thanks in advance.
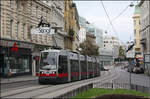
[41,49,67,53]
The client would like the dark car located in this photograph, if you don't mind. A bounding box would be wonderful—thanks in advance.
[133,67,144,74]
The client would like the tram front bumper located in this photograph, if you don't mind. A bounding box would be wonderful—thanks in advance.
[39,76,58,83]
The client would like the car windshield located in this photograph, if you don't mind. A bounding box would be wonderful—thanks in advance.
[40,52,57,70]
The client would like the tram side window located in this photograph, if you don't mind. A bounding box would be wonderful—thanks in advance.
[70,60,79,73]
[88,62,92,71]
[81,61,86,72]
[59,55,68,73]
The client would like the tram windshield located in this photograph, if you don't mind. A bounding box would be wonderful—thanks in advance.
[40,52,57,70]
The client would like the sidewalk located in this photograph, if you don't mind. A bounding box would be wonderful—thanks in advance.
[0,75,38,84]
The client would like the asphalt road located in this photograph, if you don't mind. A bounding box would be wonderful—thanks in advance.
[1,68,119,98]
[1,80,39,93]
[113,66,150,88]
[2,66,149,98]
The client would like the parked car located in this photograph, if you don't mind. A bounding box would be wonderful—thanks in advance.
[100,66,109,71]
[133,67,144,74]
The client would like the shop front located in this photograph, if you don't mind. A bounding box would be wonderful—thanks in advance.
[0,39,34,77]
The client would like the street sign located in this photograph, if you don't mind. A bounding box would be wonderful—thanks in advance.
[31,27,54,34]
[144,54,150,63]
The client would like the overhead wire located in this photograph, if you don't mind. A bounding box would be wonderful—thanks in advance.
[100,0,119,40]
[106,4,130,31]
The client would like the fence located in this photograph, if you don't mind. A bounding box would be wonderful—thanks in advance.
[54,82,150,98]
[93,82,150,94]
[54,83,93,99]
[93,82,130,89]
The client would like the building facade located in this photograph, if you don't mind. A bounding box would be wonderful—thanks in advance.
[98,48,113,66]
[78,16,88,43]
[87,24,103,48]
[95,28,103,48]
[103,35,120,59]
[64,0,80,52]
[0,0,65,77]
[86,32,96,45]
[139,0,150,54]
[41,0,65,49]
[139,0,150,76]
[132,5,141,57]
[71,3,80,51]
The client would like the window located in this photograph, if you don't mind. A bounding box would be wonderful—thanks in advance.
[16,22,19,38]
[70,60,79,76]
[134,29,136,36]
[10,20,13,37]
[27,25,32,40]
[40,52,57,70]
[10,0,13,8]
[16,0,19,10]
[46,11,48,19]
[58,55,68,73]
[134,20,136,26]
[88,62,92,72]
[7,56,30,73]
[22,3,25,12]
[36,6,38,17]
[81,60,86,73]
[30,2,32,15]
[41,8,43,15]
[22,23,25,39]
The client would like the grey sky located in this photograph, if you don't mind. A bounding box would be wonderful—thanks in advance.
[74,1,138,43]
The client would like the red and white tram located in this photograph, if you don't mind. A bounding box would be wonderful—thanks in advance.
[38,49,101,84]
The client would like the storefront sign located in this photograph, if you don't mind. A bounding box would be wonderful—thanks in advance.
[0,39,34,49]
[31,27,54,34]
[11,42,18,52]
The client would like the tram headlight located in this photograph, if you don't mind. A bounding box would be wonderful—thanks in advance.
[40,71,44,74]
[52,71,56,74]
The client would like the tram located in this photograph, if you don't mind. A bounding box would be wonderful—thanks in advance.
[38,49,101,84]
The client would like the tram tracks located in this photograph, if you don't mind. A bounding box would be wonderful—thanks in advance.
[2,68,120,98]
[1,80,38,93]
[34,69,120,98]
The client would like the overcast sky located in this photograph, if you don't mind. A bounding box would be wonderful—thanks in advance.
[74,1,138,43]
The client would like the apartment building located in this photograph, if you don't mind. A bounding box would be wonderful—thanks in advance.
[132,5,141,56]
[64,0,80,52]
[0,0,65,77]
